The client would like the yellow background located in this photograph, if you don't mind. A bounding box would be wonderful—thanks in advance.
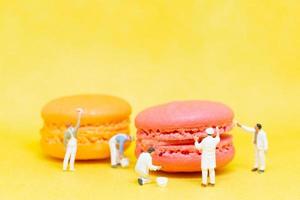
[0,0,299,199]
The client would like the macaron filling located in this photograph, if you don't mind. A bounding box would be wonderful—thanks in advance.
[41,119,130,145]
[136,133,233,155]
[136,123,233,141]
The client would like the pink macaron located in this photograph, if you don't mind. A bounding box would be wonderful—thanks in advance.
[135,100,235,172]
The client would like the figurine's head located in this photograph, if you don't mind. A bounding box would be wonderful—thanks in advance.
[147,147,155,155]
[66,123,72,127]
[66,123,74,131]
[68,127,75,133]
[205,127,214,135]
[255,123,262,132]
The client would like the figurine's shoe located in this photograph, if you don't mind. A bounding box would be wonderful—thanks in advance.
[209,183,215,187]
[138,178,144,186]
[201,183,207,187]
[69,168,75,171]
[258,170,265,173]
[111,165,119,168]
[251,168,258,172]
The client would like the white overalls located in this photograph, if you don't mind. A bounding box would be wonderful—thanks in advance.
[135,152,160,184]
[63,128,77,171]
[195,135,220,185]
[241,125,268,170]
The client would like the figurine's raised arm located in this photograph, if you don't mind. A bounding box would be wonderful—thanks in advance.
[74,108,83,133]
[194,136,202,150]
[237,122,255,133]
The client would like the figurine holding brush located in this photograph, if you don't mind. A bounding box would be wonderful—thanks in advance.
[63,108,84,171]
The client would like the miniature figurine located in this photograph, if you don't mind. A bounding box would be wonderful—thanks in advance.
[236,122,268,173]
[194,127,220,187]
[62,108,83,171]
[108,133,134,168]
[135,147,161,186]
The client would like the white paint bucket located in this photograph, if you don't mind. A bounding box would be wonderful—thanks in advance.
[156,177,168,187]
[120,158,129,167]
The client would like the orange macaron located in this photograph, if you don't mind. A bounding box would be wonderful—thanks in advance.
[40,94,131,160]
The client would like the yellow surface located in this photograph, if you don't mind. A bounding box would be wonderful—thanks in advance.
[0,1,300,199]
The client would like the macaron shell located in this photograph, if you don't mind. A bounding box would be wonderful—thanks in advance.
[42,94,131,125]
[135,101,234,130]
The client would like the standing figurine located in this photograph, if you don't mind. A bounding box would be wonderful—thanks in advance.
[63,108,83,171]
[194,127,220,187]
[236,122,268,173]
[109,133,134,168]
[135,147,161,186]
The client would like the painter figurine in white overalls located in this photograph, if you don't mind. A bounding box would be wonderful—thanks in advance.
[109,133,134,168]
[236,122,268,173]
[63,108,83,171]
[194,127,220,187]
[135,147,161,185]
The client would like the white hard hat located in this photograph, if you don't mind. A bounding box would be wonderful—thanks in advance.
[205,127,214,135]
